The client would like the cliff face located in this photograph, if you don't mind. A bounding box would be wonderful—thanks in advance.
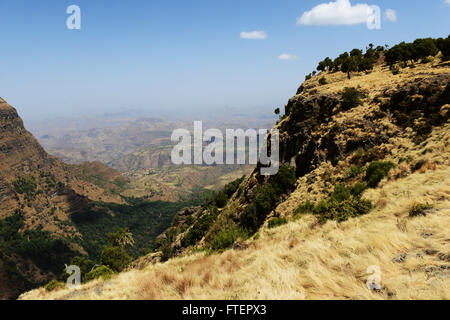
[152,55,450,262]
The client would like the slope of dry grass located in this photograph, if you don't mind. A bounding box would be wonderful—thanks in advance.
[20,125,450,300]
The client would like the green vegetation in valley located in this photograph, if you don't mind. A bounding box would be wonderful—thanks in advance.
[71,197,205,261]
[0,213,77,298]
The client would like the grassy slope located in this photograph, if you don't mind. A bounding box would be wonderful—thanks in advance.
[20,59,450,301]
[20,122,450,300]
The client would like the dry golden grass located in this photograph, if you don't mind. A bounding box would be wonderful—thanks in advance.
[20,160,450,300]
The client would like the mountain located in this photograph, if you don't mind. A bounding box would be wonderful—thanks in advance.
[19,40,450,300]
[0,99,197,299]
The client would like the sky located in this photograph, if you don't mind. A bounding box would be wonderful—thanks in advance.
[0,0,449,122]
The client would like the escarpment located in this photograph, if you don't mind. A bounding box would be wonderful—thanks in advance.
[153,56,450,262]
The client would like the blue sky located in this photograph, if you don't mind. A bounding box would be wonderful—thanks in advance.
[0,0,449,121]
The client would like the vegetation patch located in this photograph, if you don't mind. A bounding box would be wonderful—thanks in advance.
[296,176,377,224]
[71,198,202,260]
[364,161,395,188]
[209,223,247,251]
[240,166,297,233]
[44,280,65,292]
[84,266,114,282]
[181,208,219,248]
[318,77,327,85]
[268,217,288,229]
[341,87,362,110]
[13,176,37,200]
[409,203,434,217]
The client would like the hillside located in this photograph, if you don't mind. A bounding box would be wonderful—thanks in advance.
[20,42,450,300]
[0,99,200,299]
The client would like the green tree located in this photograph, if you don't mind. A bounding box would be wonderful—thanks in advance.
[100,246,131,272]
[341,87,362,110]
[107,228,134,248]
[341,56,359,79]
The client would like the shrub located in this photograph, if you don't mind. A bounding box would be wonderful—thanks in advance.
[318,77,327,85]
[409,203,434,217]
[331,185,351,202]
[364,161,395,188]
[100,246,131,272]
[392,66,400,75]
[13,176,37,198]
[268,217,288,229]
[313,198,373,224]
[60,256,94,283]
[84,266,114,282]
[350,148,383,166]
[346,166,364,178]
[341,87,362,110]
[296,201,315,214]
[44,280,65,292]
[350,183,368,197]
[210,224,246,251]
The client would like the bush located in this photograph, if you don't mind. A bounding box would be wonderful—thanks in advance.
[100,246,131,272]
[364,161,395,188]
[341,87,362,110]
[409,203,434,217]
[13,176,37,198]
[60,256,94,283]
[268,217,288,229]
[296,201,315,214]
[392,66,400,75]
[346,166,364,178]
[44,280,65,292]
[331,185,351,202]
[435,36,450,60]
[84,266,114,282]
[350,183,368,197]
[318,77,327,85]
[210,224,246,251]
[313,198,373,224]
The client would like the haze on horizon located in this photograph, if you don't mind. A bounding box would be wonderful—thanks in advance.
[1,0,449,122]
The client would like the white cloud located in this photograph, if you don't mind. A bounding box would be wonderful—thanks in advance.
[278,54,299,61]
[240,31,267,40]
[445,0,450,5]
[384,9,397,22]
[297,0,375,26]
